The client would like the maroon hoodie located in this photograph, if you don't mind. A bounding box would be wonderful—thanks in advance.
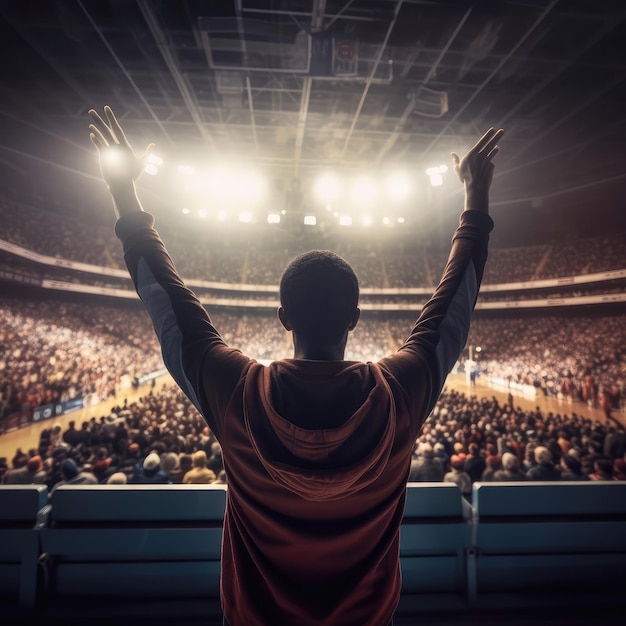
[116,208,493,625]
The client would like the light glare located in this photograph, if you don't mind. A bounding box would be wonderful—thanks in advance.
[386,173,411,201]
[315,174,342,203]
[351,177,377,206]
[303,215,317,226]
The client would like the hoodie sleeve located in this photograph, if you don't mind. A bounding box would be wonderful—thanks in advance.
[379,209,493,430]
[114,211,250,437]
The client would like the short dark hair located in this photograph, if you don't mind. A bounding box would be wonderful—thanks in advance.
[279,250,359,344]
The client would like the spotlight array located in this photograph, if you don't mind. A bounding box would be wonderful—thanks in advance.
[146,155,450,228]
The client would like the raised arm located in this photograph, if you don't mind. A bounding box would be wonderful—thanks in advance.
[380,128,504,431]
[88,107,248,435]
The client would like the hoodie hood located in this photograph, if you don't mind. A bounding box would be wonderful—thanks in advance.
[243,360,396,501]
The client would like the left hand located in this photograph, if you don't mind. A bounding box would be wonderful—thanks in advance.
[89,106,155,194]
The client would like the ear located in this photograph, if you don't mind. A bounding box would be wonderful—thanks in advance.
[278,307,292,331]
[348,307,361,331]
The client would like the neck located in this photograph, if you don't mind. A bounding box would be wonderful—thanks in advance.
[292,334,347,361]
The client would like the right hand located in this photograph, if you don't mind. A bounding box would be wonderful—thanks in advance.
[451,128,504,210]
[89,106,155,193]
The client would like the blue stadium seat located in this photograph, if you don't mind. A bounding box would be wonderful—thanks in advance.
[398,483,472,613]
[470,481,626,609]
[0,484,49,610]
[41,484,226,601]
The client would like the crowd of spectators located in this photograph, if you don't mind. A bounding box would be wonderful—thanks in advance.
[409,389,626,495]
[2,289,623,428]
[465,315,625,412]
[1,384,226,491]
[2,385,624,495]
[2,197,625,288]
[0,296,163,421]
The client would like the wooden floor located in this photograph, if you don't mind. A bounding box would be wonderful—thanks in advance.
[1,373,622,462]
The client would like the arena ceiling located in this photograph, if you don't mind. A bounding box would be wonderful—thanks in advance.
[1,0,625,244]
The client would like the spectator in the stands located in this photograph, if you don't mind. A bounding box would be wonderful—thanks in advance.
[559,454,588,481]
[107,472,128,484]
[464,442,486,483]
[492,452,526,481]
[408,443,444,482]
[444,454,472,495]
[183,450,215,484]
[588,458,614,481]
[527,446,561,481]
[481,455,502,482]
[3,455,46,484]
[613,459,626,481]
[50,458,98,494]
[62,420,81,448]
[206,442,224,476]
[92,446,114,482]
[161,452,180,481]
[130,452,170,484]
[214,470,228,485]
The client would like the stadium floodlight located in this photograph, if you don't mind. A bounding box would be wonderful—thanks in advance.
[303,215,317,226]
[239,211,253,223]
[181,207,190,215]
[267,213,281,224]
[397,216,405,224]
[144,153,163,176]
[314,173,342,203]
[351,176,377,206]
[386,172,411,202]
[382,216,391,225]
[339,215,352,226]
[426,165,447,187]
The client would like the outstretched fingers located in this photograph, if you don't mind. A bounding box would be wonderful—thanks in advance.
[89,124,109,150]
[88,107,119,146]
[104,105,130,147]
[478,129,504,158]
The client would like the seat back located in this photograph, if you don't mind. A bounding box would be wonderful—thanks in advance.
[471,482,626,601]
[398,483,471,611]
[41,484,227,599]
[0,485,49,609]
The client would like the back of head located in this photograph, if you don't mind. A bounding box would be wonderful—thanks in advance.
[61,458,79,480]
[192,450,207,468]
[107,472,128,484]
[179,453,193,472]
[27,456,43,473]
[143,452,161,472]
[501,452,519,471]
[161,452,179,473]
[279,250,359,345]
[534,446,552,465]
